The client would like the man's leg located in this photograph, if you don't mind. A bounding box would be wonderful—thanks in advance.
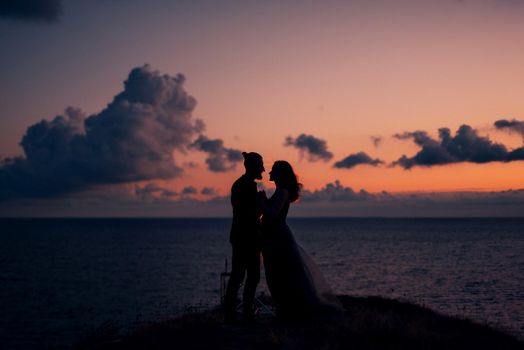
[224,244,246,321]
[242,245,260,319]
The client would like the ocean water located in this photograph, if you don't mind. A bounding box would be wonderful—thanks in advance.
[0,218,523,349]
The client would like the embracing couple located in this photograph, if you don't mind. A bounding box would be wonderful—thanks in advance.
[224,152,342,323]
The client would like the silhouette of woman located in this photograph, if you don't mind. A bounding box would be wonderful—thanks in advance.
[258,161,343,321]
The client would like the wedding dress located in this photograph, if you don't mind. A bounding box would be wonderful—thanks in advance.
[261,188,343,320]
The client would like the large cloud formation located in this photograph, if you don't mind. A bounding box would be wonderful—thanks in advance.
[189,135,242,172]
[334,152,384,169]
[393,124,524,169]
[284,134,333,162]
[0,65,205,200]
[0,0,62,22]
[494,119,524,141]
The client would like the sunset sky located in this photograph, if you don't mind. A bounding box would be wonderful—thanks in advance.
[1,0,523,217]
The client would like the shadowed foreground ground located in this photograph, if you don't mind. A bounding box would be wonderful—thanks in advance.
[76,295,522,350]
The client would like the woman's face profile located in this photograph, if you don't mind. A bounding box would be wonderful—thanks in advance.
[269,165,277,182]
[269,165,278,181]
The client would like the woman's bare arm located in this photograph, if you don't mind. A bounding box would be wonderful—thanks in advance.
[259,188,289,220]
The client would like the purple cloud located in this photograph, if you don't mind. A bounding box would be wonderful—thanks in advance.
[0,65,204,200]
[334,152,384,169]
[284,133,333,162]
[189,135,242,172]
[393,124,524,169]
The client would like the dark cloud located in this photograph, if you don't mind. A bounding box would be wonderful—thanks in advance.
[189,135,242,172]
[295,179,524,217]
[0,0,62,22]
[201,187,217,196]
[294,180,524,217]
[182,186,197,195]
[284,134,333,162]
[301,180,376,202]
[494,119,524,141]
[333,152,384,169]
[135,183,177,198]
[370,136,383,147]
[0,65,204,200]
[392,124,524,169]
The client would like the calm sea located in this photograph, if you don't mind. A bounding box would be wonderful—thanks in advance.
[0,218,523,349]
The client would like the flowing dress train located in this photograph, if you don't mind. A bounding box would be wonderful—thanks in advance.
[261,189,343,320]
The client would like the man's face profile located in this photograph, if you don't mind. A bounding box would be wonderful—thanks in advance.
[253,159,264,180]
[246,158,264,180]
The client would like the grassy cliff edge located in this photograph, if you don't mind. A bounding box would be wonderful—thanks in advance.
[77,295,522,350]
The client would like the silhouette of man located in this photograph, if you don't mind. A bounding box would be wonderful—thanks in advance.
[224,152,264,322]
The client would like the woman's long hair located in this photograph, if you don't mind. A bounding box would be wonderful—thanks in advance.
[273,160,302,202]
